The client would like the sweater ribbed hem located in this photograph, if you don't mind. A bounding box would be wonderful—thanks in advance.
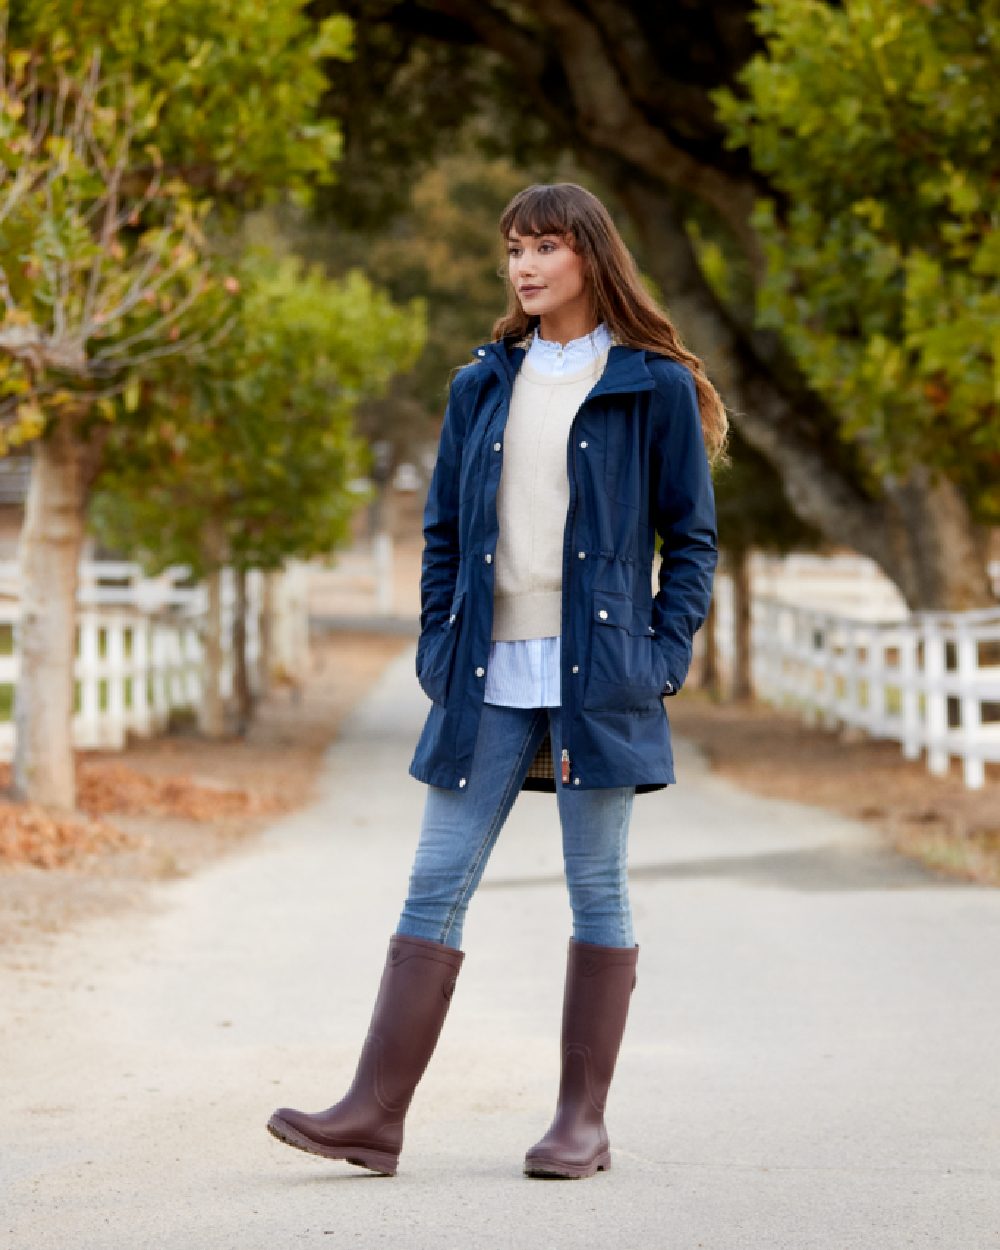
[492,591,563,640]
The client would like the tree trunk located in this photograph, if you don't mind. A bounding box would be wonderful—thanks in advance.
[731,547,753,701]
[259,569,276,699]
[12,421,94,810]
[199,521,227,738]
[232,566,253,736]
[881,469,994,610]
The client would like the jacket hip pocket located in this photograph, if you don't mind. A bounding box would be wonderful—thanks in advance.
[416,591,464,706]
[583,590,664,713]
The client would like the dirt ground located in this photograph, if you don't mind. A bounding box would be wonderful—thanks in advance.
[668,691,1000,887]
[0,630,409,950]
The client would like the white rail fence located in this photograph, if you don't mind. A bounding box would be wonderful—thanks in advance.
[0,560,309,763]
[1,548,995,783]
[750,597,1000,790]
[0,606,205,761]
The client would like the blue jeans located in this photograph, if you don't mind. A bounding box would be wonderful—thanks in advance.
[396,704,635,950]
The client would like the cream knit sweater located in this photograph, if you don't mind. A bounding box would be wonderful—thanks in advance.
[492,350,610,641]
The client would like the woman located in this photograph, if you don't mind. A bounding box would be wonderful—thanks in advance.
[268,182,725,1179]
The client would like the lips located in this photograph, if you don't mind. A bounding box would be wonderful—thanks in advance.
[519,286,544,295]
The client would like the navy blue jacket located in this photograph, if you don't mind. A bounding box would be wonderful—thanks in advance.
[409,333,718,794]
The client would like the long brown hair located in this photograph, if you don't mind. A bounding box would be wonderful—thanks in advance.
[494,183,729,465]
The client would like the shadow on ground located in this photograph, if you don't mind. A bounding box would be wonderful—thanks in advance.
[481,842,964,894]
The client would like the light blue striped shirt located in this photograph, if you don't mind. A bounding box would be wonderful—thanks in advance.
[483,322,612,708]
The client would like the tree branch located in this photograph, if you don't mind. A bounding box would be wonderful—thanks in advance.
[412,0,765,269]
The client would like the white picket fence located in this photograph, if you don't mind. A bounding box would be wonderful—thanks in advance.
[750,597,1000,789]
[0,561,279,761]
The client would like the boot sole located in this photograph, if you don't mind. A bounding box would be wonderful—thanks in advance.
[266,1114,398,1176]
[523,1150,611,1179]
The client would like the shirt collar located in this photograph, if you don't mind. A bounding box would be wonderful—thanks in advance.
[524,321,613,377]
[469,328,656,400]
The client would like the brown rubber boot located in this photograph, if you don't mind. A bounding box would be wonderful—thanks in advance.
[524,937,639,1179]
[267,933,464,1176]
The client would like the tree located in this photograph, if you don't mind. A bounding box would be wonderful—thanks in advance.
[8,0,347,201]
[308,1,997,610]
[0,3,352,808]
[258,143,554,463]
[91,253,425,733]
[713,0,999,598]
[259,135,588,561]
[0,48,231,809]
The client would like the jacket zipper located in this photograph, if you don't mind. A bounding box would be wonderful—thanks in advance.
[558,366,619,788]
[559,392,587,789]
[501,361,576,790]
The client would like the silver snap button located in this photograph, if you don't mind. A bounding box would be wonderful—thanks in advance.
[458,777,467,788]
[476,348,486,356]
[578,550,586,560]
[598,609,609,620]
[475,666,485,677]
[449,613,456,624]
[580,440,588,449]
[493,442,501,451]
[572,665,579,674]
[573,778,581,786]
[484,553,492,564]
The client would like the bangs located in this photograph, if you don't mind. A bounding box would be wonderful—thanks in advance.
[500,187,576,243]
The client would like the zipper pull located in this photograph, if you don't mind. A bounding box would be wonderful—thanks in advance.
[561,748,570,785]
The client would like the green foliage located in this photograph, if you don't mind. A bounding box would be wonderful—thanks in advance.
[307,1,557,233]
[0,48,233,449]
[361,151,534,406]
[278,133,587,470]
[712,0,1000,519]
[8,0,349,203]
[1,0,351,448]
[91,252,426,575]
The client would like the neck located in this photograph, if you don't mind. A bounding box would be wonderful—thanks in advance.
[537,309,600,347]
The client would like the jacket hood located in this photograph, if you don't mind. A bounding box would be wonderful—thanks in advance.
[469,334,658,400]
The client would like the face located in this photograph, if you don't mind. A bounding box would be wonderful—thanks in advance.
[506,229,592,324]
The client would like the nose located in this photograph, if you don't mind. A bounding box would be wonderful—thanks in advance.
[514,251,537,280]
